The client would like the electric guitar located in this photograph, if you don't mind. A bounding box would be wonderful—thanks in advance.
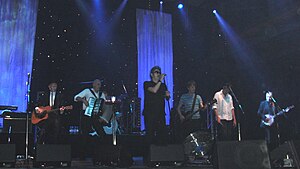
[181,99,217,124]
[261,105,294,127]
[32,105,73,124]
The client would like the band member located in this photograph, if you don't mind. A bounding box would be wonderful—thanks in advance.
[257,91,277,150]
[143,66,170,145]
[177,80,204,140]
[212,84,236,141]
[74,79,107,138]
[74,79,106,160]
[36,82,64,144]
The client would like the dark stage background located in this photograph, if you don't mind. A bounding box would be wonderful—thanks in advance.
[31,0,300,142]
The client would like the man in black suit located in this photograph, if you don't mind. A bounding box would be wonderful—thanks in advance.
[36,82,64,144]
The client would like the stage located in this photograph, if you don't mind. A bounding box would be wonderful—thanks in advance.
[0,133,299,169]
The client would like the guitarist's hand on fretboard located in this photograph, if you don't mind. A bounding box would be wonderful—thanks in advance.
[59,107,65,114]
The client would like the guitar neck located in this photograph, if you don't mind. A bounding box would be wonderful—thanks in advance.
[46,108,61,113]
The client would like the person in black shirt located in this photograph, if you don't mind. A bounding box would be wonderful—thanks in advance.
[143,66,170,145]
[36,82,64,144]
[257,91,277,150]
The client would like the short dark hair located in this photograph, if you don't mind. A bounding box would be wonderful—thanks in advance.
[150,66,161,78]
[223,83,231,89]
[187,80,196,88]
[48,81,57,86]
[150,66,161,73]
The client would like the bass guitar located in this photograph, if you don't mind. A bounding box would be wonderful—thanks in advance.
[181,99,217,124]
[32,105,73,124]
[261,105,294,127]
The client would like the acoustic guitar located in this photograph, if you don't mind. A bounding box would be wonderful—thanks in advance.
[32,105,73,124]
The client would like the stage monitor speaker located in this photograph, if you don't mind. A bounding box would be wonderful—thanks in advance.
[94,144,133,167]
[270,140,300,168]
[36,144,71,162]
[149,144,184,162]
[0,144,16,163]
[216,140,271,169]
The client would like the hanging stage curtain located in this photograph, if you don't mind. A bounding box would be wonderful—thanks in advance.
[136,9,173,130]
[0,0,38,112]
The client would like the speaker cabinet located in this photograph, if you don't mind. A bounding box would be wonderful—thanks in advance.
[93,144,133,167]
[94,144,120,164]
[36,144,71,162]
[216,140,271,169]
[270,140,300,168]
[149,144,184,162]
[2,112,32,133]
[0,144,16,163]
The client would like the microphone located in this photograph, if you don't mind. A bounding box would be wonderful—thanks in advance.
[271,97,277,103]
[161,73,167,76]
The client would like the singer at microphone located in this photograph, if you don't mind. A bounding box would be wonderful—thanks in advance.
[270,97,276,103]
[143,66,170,145]
[265,91,273,102]
[257,90,277,147]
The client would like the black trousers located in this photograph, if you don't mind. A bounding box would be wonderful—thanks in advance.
[81,115,106,137]
[80,113,106,159]
[37,113,60,144]
[144,114,167,145]
[262,125,278,151]
[217,120,234,141]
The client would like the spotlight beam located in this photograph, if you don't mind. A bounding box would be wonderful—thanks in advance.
[214,11,264,84]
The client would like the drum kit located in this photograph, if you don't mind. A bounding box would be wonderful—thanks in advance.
[92,95,140,145]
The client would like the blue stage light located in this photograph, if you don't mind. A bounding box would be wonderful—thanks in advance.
[178,3,183,9]
[213,9,217,14]
[160,1,163,5]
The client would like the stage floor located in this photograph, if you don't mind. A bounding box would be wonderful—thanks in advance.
[10,157,214,169]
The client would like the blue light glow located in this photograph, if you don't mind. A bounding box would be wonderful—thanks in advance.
[213,9,217,14]
[0,0,38,112]
[178,3,183,9]
[214,10,264,84]
[136,9,173,130]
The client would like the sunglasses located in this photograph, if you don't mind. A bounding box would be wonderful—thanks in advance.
[153,71,161,74]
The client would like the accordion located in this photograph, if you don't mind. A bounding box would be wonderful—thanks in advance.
[84,97,104,117]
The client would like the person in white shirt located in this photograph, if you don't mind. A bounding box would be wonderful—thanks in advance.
[212,84,236,141]
[74,79,106,159]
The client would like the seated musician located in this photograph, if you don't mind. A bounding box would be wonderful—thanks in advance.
[177,80,204,141]
[35,81,64,144]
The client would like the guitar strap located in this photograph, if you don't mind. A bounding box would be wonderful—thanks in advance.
[89,88,98,99]
[191,94,197,113]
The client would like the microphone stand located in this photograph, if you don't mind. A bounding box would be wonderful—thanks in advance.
[25,73,31,162]
[163,79,171,116]
[207,104,215,140]
[271,96,282,146]
[121,81,130,134]
[228,86,245,141]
